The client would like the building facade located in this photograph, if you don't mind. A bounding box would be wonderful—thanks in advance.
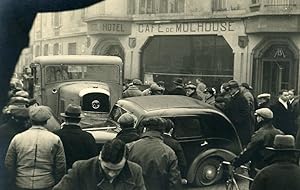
[17,0,300,96]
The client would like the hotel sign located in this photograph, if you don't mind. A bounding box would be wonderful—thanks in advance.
[87,21,131,35]
[137,21,235,34]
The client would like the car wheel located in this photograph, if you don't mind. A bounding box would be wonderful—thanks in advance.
[193,157,223,186]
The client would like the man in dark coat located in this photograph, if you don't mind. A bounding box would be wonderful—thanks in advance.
[53,138,146,190]
[116,113,140,143]
[224,80,252,147]
[55,104,97,170]
[0,0,104,112]
[0,106,30,189]
[162,119,187,181]
[169,78,186,96]
[127,117,182,190]
[250,135,300,190]
[232,108,283,180]
[270,89,295,136]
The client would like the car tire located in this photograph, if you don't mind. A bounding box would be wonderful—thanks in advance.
[193,157,223,186]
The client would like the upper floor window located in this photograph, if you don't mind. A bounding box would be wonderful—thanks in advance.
[137,0,184,14]
[68,43,77,55]
[53,43,60,55]
[212,0,227,11]
[53,13,61,28]
[43,44,49,56]
[127,0,136,14]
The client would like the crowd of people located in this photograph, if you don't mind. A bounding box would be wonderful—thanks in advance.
[1,77,300,190]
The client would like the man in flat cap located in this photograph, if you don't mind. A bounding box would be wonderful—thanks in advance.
[5,106,66,190]
[55,104,97,170]
[232,108,283,182]
[116,113,140,143]
[127,117,182,190]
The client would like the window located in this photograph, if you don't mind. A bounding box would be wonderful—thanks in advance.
[172,117,204,138]
[68,43,77,55]
[53,43,59,55]
[35,45,40,57]
[127,0,136,14]
[53,13,61,27]
[142,35,234,89]
[43,44,49,56]
[212,0,227,11]
[138,0,184,14]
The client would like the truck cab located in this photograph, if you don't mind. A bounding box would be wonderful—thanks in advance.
[27,55,123,127]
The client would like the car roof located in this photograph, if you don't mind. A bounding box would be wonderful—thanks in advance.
[32,55,122,65]
[116,95,227,118]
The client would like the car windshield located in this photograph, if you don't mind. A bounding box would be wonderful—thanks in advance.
[45,64,120,84]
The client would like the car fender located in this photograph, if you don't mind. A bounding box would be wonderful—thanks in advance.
[187,148,237,183]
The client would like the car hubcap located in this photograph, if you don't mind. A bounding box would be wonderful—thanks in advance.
[203,165,217,181]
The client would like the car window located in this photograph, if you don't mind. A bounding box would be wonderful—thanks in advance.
[172,116,205,139]
[109,105,126,122]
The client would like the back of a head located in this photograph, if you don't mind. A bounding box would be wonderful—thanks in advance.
[101,138,126,164]
[164,118,174,133]
[29,105,52,125]
[142,116,165,133]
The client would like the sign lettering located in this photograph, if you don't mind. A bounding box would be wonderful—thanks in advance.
[137,21,235,33]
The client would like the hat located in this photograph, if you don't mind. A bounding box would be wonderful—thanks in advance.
[266,135,300,152]
[240,83,253,90]
[29,106,52,122]
[185,83,197,89]
[173,78,184,86]
[132,79,142,85]
[150,83,163,92]
[60,104,83,118]
[8,96,30,105]
[157,81,165,86]
[257,93,271,99]
[227,80,239,89]
[255,108,273,119]
[4,105,29,119]
[14,90,29,98]
[204,87,216,95]
[117,113,135,127]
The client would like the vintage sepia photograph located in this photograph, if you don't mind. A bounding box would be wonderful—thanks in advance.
[1,0,300,190]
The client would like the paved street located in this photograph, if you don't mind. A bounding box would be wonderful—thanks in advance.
[185,178,249,190]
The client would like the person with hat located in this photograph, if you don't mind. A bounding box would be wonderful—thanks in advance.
[54,104,97,170]
[185,83,201,100]
[224,80,252,147]
[0,105,30,189]
[169,77,186,96]
[116,113,140,143]
[232,108,283,181]
[5,106,66,190]
[204,87,216,105]
[240,82,255,110]
[127,116,182,190]
[250,135,300,190]
[122,79,143,98]
[257,93,271,109]
[53,138,146,190]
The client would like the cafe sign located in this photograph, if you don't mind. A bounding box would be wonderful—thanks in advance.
[137,21,236,34]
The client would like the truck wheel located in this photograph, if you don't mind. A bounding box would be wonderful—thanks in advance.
[193,157,223,186]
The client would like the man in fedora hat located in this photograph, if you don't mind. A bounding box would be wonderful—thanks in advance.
[224,80,252,147]
[5,106,66,190]
[169,77,186,96]
[250,135,300,190]
[55,104,97,170]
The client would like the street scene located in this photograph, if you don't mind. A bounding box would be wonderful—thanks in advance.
[1,0,300,190]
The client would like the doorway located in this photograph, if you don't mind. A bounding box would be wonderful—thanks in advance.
[252,40,298,96]
[262,60,291,95]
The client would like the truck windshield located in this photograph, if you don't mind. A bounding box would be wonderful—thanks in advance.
[45,64,120,84]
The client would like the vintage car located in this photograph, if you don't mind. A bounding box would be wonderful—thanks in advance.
[84,95,243,187]
[25,55,123,127]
